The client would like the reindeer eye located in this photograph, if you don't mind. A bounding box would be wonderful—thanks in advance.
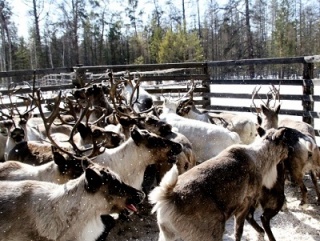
[19,120,27,125]
[92,130,101,137]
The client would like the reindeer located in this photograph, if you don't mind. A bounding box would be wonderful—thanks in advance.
[149,127,314,241]
[33,87,183,240]
[176,81,256,145]
[0,161,145,241]
[6,122,123,165]
[116,112,196,193]
[253,84,320,206]
[0,146,89,183]
[160,97,241,163]
[121,75,157,112]
[73,82,114,125]
[7,89,123,166]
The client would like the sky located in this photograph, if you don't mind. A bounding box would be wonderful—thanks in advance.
[10,0,222,38]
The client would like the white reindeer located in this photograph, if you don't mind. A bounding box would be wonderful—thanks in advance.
[160,98,241,163]
[0,162,145,241]
[94,125,183,189]
[176,99,257,145]
[0,146,89,184]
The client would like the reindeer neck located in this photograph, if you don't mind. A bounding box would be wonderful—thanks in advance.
[248,140,288,188]
[187,109,209,122]
[38,175,106,240]
[10,161,55,182]
[96,138,154,189]
[25,124,44,141]
[36,161,70,184]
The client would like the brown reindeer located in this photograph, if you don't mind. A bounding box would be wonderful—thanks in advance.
[149,127,314,241]
[253,85,320,206]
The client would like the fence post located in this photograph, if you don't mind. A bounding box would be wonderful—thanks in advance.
[302,62,314,126]
[201,64,211,109]
[73,64,86,88]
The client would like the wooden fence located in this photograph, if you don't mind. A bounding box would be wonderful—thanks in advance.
[1,55,320,139]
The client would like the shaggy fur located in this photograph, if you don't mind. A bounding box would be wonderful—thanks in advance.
[149,127,313,241]
[0,163,145,241]
[0,146,88,183]
[177,99,257,144]
[160,98,241,163]
[259,103,320,205]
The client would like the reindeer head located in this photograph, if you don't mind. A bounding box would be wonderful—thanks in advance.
[119,113,172,137]
[130,125,182,164]
[252,84,281,129]
[176,99,195,116]
[84,163,145,214]
[52,146,91,180]
[0,84,34,143]
[257,126,314,160]
[77,123,123,148]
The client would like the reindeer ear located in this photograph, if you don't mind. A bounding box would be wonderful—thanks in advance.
[119,116,135,127]
[52,146,67,167]
[257,126,266,137]
[85,166,103,193]
[130,125,143,145]
[77,123,90,139]
[257,115,262,125]
[275,104,281,114]
[260,104,269,114]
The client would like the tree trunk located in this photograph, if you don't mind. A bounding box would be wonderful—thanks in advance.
[245,0,255,78]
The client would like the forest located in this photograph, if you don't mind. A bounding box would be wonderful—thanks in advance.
[0,0,319,71]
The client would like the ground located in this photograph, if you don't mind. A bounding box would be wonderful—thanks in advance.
[108,175,320,241]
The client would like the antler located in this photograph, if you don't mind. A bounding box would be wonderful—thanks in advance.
[268,83,281,108]
[177,79,196,101]
[32,89,104,160]
[251,85,262,114]
[251,84,281,115]
[109,72,132,118]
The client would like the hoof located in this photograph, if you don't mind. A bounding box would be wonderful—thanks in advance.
[257,232,265,241]
[281,199,288,212]
[299,202,308,210]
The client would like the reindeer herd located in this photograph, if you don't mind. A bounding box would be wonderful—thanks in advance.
[0,74,319,241]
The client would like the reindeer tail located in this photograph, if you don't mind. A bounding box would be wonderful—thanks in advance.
[298,135,317,153]
[148,164,179,214]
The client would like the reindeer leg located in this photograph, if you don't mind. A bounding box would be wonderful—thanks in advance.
[96,215,116,241]
[234,201,253,241]
[297,180,308,206]
[245,206,265,236]
[261,209,279,241]
[310,170,320,205]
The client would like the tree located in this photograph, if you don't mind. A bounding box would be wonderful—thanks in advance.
[148,10,164,63]
[0,0,14,71]
[107,20,123,65]
[272,0,297,57]
[58,0,88,65]
[158,25,204,63]
[12,37,30,70]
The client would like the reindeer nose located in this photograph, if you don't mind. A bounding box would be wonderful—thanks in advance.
[111,133,123,146]
[159,124,172,136]
[10,128,25,143]
[171,142,183,156]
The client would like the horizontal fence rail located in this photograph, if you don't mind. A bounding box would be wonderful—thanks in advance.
[0,55,320,142]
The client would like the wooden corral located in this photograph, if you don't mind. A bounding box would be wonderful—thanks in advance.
[1,55,320,142]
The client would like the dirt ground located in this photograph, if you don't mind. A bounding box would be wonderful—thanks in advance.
[108,175,320,241]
